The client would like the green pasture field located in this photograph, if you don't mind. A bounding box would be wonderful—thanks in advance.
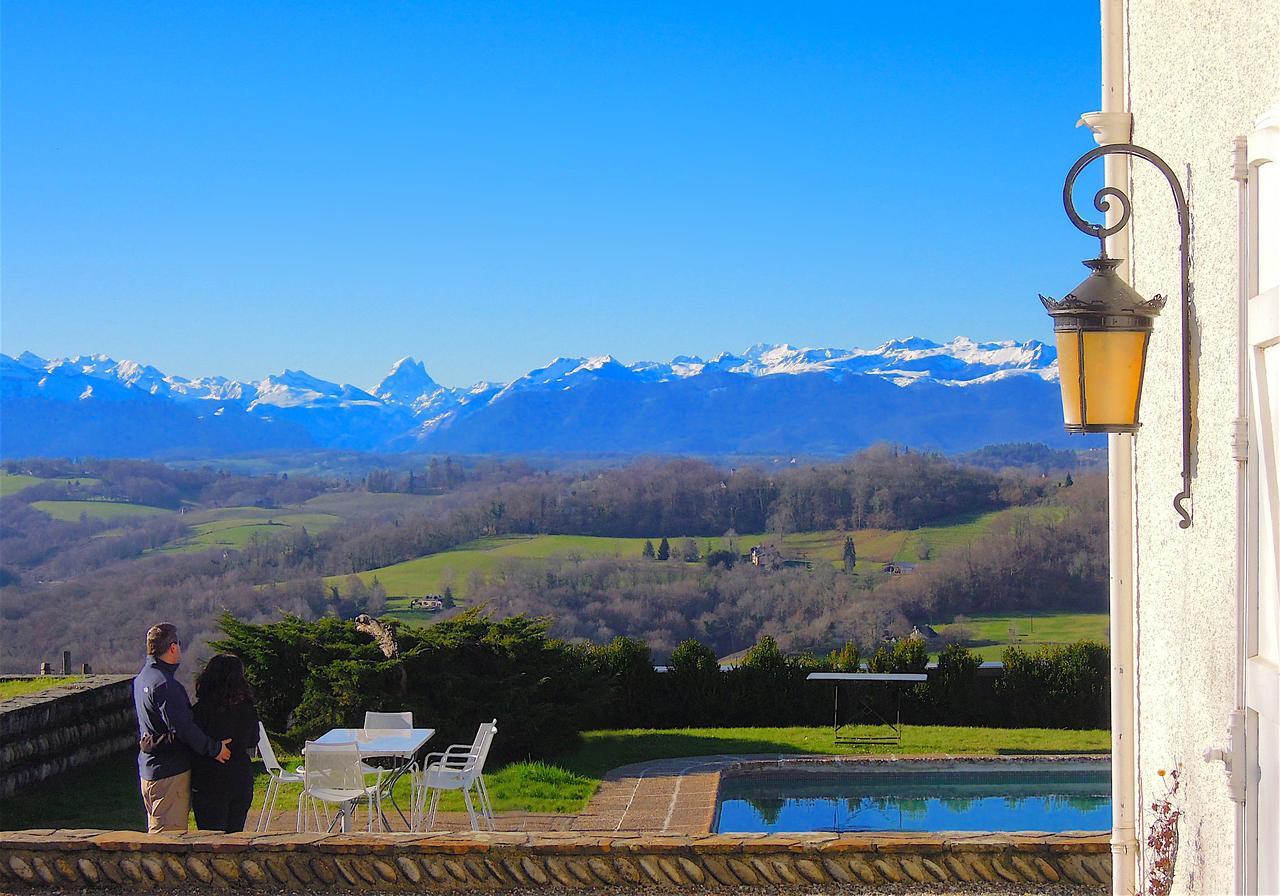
[345,534,660,603]
[159,508,343,553]
[0,473,44,496]
[1,724,1108,830]
[936,610,1110,660]
[353,509,1038,614]
[0,473,103,497]
[29,500,169,522]
[341,533,776,606]
[895,506,1065,564]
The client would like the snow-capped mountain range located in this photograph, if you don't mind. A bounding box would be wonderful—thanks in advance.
[1,338,1076,459]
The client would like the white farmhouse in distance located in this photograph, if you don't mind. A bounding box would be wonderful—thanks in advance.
[1080,1,1278,894]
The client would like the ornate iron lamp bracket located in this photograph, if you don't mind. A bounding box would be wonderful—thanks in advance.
[1062,143,1193,529]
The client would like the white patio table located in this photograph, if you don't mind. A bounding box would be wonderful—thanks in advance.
[311,727,434,831]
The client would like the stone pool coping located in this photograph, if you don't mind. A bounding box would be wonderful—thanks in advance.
[0,754,1112,890]
[0,828,1112,890]
[573,752,1111,835]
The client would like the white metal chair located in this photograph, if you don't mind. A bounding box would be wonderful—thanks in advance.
[363,711,413,730]
[255,722,304,833]
[414,719,497,832]
[297,740,384,833]
[361,710,418,811]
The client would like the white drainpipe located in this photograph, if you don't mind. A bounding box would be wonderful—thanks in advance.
[1229,134,1250,896]
[1080,1,1139,894]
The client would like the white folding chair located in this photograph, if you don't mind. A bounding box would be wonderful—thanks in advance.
[255,722,304,833]
[297,741,384,833]
[414,719,497,832]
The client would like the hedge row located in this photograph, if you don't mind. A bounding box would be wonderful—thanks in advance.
[213,611,1109,764]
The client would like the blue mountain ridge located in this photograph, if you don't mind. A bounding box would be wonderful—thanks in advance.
[1,338,1084,459]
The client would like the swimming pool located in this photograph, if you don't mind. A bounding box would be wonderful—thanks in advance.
[715,760,1110,833]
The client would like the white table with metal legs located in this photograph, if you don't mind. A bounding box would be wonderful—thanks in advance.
[312,727,434,831]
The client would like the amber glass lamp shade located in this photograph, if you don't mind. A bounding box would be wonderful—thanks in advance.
[1040,256,1166,434]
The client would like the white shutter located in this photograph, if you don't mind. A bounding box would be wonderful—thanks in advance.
[1244,105,1280,896]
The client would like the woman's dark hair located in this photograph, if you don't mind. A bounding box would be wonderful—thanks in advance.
[194,653,254,708]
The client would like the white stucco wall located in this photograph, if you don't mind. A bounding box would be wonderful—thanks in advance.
[1125,1,1280,893]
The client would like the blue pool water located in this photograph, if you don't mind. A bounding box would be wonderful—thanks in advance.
[715,764,1110,833]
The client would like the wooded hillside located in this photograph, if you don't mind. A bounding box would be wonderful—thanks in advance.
[0,446,1103,673]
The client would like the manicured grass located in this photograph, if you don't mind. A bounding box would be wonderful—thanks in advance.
[0,676,81,700]
[29,500,169,522]
[1,725,1108,830]
[936,611,1110,660]
[560,725,1109,780]
[2,751,145,831]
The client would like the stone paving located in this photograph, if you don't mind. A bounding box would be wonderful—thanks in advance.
[571,756,731,833]
[571,753,1111,835]
[253,804,574,834]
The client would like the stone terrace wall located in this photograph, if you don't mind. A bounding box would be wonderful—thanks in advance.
[0,675,135,798]
[0,830,1112,890]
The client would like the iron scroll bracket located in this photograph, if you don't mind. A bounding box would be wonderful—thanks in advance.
[1062,143,1193,529]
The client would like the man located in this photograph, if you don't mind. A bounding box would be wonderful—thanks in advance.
[134,623,231,833]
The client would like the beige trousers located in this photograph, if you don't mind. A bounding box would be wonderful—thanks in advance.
[140,770,190,833]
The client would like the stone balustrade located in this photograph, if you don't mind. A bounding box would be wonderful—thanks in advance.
[0,675,136,798]
[0,829,1112,890]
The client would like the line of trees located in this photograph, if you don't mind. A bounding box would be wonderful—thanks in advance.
[215,611,1110,766]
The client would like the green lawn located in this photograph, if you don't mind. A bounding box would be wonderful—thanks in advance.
[0,676,81,700]
[1,725,1108,831]
[562,725,1109,779]
[936,611,1110,660]
[29,500,170,522]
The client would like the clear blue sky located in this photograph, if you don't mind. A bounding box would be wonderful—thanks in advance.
[2,2,1102,389]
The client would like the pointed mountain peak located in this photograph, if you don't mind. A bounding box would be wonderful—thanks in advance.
[373,356,440,405]
[15,351,49,370]
[576,354,622,371]
[388,356,423,374]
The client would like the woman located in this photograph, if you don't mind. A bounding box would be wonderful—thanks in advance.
[190,653,259,832]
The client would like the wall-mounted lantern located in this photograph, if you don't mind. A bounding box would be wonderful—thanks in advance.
[1039,143,1194,528]
[1041,254,1165,434]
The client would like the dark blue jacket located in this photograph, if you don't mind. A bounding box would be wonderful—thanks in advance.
[134,657,221,781]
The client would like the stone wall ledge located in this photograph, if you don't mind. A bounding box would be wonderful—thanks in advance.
[0,829,1113,890]
[1,674,137,800]
[0,675,135,739]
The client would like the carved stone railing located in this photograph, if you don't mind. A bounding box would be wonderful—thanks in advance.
[0,675,136,798]
[0,829,1112,890]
